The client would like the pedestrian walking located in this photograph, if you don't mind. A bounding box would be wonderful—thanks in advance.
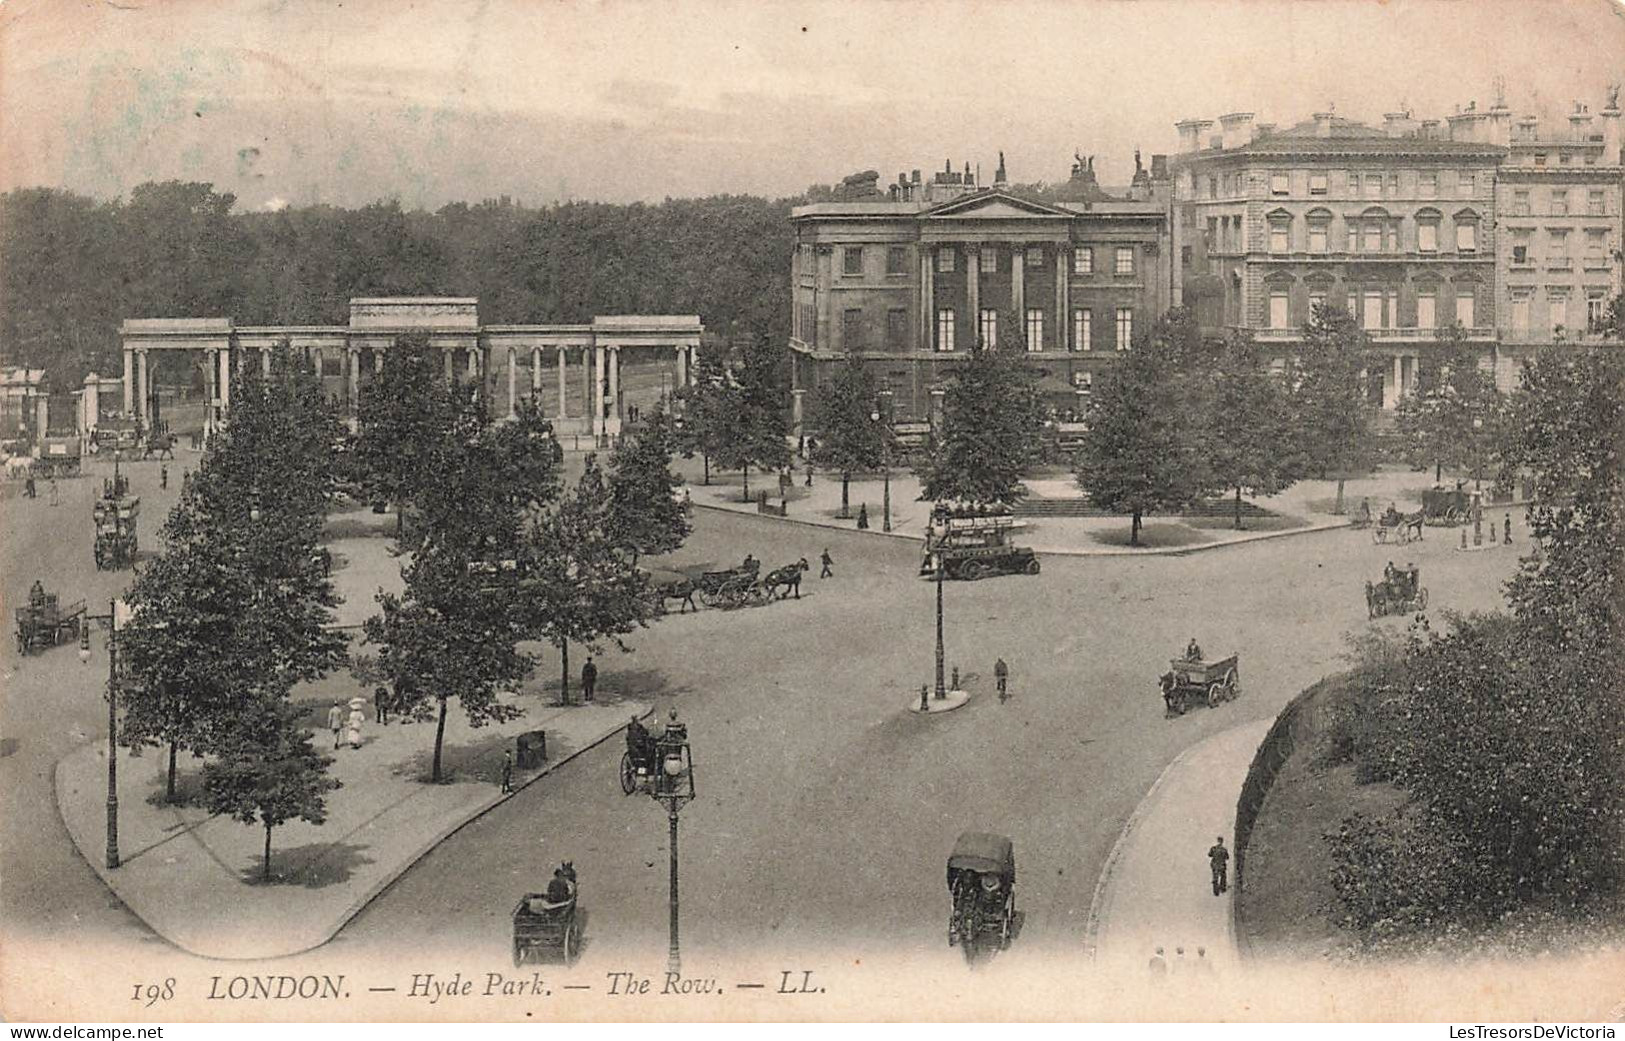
[820,548,834,578]
[1504,512,1512,544]
[1196,947,1215,974]
[1174,947,1188,975]
[374,686,389,725]
[159,465,168,490]
[327,701,345,749]
[581,656,597,703]
[1148,947,1168,978]
[1208,836,1230,896]
[994,657,1009,702]
[805,461,814,487]
[500,749,515,795]
[24,474,35,499]
[346,704,365,749]
[856,503,869,529]
[48,477,59,507]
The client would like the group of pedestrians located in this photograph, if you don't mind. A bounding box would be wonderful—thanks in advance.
[1147,944,1217,979]
[325,700,369,751]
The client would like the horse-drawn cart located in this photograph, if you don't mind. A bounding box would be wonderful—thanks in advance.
[511,888,579,965]
[1421,486,1473,527]
[1160,654,1241,717]
[1366,567,1428,618]
[15,591,86,655]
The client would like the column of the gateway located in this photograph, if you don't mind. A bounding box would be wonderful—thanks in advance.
[592,346,606,436]
[580,345,592,429]
[444,347,455,383]
[530,346,542,402]
[607,348,620,428]
[123,348,134,413]
[218,346,231,416]
[675,343,687,389]
[1056,243,1068,350]
[204,349,218,436]
[556,347,568,421]
[507,346,518,418]
[347,348,361,410]
[136,350,150,427]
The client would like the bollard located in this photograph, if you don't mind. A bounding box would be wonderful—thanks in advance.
[920,685,930,712]
[1460,528,1468,551]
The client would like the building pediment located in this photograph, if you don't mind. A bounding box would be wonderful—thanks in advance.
[923,191,1075,220]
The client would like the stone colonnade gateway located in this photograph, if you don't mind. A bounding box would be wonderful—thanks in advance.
[119,299,703,438]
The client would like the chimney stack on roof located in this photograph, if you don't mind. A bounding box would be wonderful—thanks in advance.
[1571,102,1596,143]
[1218,112,1255,149]
[1312,111,1335,138]
[1383,110,1418,138]
[1174,118,1214,153]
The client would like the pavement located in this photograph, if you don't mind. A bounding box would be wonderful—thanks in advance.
[680,461,1495,557]
[55,693,651,959]
[1087,718,1274,974]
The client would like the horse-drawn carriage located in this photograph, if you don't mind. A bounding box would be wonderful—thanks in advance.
[15,585,85,655]
[1421,485,1474,527]
[648,558,808,614]
[1159,653,1241,717]
[34,437,83,479]
[1366,565,1428,618]
[511,865,579,965]
[93,492,140,571]
[947,832,1016,952]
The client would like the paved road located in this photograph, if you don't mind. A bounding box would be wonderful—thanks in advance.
[2,464,1522,1003]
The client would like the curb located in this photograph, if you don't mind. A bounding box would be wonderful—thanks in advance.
[53,707,653,962]
[690,501,923,542]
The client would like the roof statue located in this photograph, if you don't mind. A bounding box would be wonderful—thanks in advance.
[1608,83,1621,109]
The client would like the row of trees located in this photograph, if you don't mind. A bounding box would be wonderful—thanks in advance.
[1321,348,1623,952]
[356,336,691,784]
[118,347,346,879]
[0,183,795,389]
[671,338,791,497]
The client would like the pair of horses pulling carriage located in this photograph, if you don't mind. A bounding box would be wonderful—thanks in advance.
[16,586,86,655]
[651,558,809,614]
[948,832,1016,953]
[1366,567,1428,618]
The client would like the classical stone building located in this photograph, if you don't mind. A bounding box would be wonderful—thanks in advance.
[787,155,1173,426]
[117,299,702,439]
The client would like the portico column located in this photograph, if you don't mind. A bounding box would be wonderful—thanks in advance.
[920,249,935,350]
[136,350,149,427]
[444,348,455,383]
[1012,242,1026,336]
[372,349,383,375]
[791,388,805,438]
[967,244,981,342]
[581,346,593,426]
[467,347,480,383]
[1388,354,1402,409]
[218,346,231,415]
[557,347,568,419]
[204,349,218,435]
[34,394,49,438]
[592,346,606,435]
[347,347,361,410]
[507,346,518,418]
[262,347,273,378]
[122,349,134,413]
[530,347,542,399]
[1056,245,1069,351]
[675,343,688,388]
[608,348,620,419]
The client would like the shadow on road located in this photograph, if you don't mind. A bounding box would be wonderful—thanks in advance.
[248,841,375,888]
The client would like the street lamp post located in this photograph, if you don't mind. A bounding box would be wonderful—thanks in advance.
[80,598,123,869]
[650,713,696,974]
[870,408,892,533]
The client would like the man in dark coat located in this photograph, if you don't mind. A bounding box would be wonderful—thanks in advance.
[820,548,833,578]
[626,714,650,765]
[546,868,573,903]
[994,658,1009,701]
[581,657,597,702]
[1208,836,1230,896]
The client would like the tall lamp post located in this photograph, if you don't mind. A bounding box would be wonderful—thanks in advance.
[649,713,696,974]
[869,407,892,533]
[928,509,947,700]
[80,598,126,869]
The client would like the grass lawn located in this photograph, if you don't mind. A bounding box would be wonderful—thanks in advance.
[1085,521,1212,549]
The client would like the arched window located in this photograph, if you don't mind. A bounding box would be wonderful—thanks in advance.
[1266,208,1293,254]
[1414,207,1442,253]
[1453,208,1480,254]
[1305,208,1333,253]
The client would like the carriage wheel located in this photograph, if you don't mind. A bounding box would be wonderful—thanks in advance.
[961,561,988,582]
[1023,557,1041,576]
[512,939,524,968]
[1371,529,1384,545]
[619,752,636,795]
[1226,668,1240,701]
[1207,682,1224,708]
[1001,898,1014,949]
[698,588,719,608]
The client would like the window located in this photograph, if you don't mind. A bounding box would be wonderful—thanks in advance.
[1025,309,1045,351]
[1456,287,1476,328]
[979,247,998,274]
[1205,217,1218,251]
[1417,288,1437,329]
[1386,289,1399,329]
[1208,177,1218,200]
[1309,290,1328,315]
[1387,173,1400,197]
[1269,290,1289,329]
[1513,190,1531,216]
[1269,220,1290,253]
[1114,247,1134,274]
[1309,172,1328,195]
[1419,172,1438,198]
[1456,221,1477,253]
[1073,308,1092,351]
[978,309,999,349]
[843,247,863,276]
[1511,230,1532,265]
[1511,293,1531,332]
[1025,247,1044,269]
[1115,308,1133,350]
[1548,229,1570,268]
[1417,221,1438,253]
[1532,153,1548,168]
[1551,190,1569,217]
[1588,292,1609,333]
[1364,174,1383,200]
[1588,189,1606,216]
[1181,245,1192,266]
[1548,291,1569,336]
[1270,171,1290,195]
[843,308,863,348]
[936,308,956,351]
[1308,222,1328,253]
[886,246,908,275]
[1073,246,1094,274]
[937,248,955,273]
[1363,290,1382,331]
[1363,222,1383,252]
[886,308,907,349]
[1585,229,1609,267]
[1457,171,1475,198]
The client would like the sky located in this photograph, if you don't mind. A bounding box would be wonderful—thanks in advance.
[2,0,1623,212]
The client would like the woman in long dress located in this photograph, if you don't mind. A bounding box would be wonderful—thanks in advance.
[347,705,364,749]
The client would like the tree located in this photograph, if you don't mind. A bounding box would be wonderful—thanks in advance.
[1074,310,1216,545]
[202,698,340,882]
[1287,305,1378,514]
[808,356,887,517]
[1207,332,1298,529]
[1393,324,1505,485]
[673,346,737,485]
[713,336,791,501]
[916,345,1046,507]
[354,333,463,539]
[608,405,691,565]
[519,455,652,703]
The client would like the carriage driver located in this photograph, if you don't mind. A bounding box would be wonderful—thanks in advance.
[1185,638,1203,662]
[1382,502,1402,527]
[545,866,574,904]
[979,873,1003,908]
[626,714,653,767]
[28,579,46,607]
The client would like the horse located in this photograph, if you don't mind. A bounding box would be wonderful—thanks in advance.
[1158,671,1180,716]
[1365,580,1383,619]
[651,575,698,614]
[765,558,810,599]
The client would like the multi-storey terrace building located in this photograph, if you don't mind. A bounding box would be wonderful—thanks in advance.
[1169,109,1505,408]
[787,156,1172,426]
[1496,97,1623,349]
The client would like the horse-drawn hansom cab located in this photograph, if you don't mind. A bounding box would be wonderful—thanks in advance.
[1366,562,1428,618]
[947,831,1016,952]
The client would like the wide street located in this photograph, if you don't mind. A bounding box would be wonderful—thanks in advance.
[1,456,1523,1009]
